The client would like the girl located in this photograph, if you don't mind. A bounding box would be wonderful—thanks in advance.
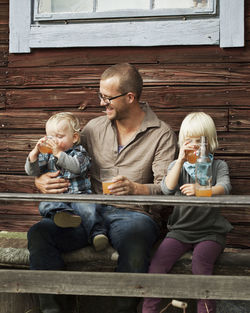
[142,112,233,313]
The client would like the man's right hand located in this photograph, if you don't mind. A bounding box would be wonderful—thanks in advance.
[35,171,69,194]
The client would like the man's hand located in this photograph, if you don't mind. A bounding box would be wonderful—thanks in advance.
[108,175,150,195]
[35,171,69,194]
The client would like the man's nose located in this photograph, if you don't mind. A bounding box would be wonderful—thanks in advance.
[100,98,107,106]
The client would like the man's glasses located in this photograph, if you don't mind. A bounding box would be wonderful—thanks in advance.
[98,92,128,105]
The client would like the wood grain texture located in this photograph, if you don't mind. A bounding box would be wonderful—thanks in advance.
[7,44,250,68]
[0,269,249,300]
[1,0,250,250]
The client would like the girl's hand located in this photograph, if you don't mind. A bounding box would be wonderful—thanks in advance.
[178,139,200,164]
[180,183,196,196]
[177,139,193,163]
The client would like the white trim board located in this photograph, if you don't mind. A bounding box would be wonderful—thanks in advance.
[29,19,219,48]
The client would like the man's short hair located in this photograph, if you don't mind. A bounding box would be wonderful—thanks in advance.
[101,63,143,100]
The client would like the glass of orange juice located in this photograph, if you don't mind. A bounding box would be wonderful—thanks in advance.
[185,149,199,164]
[39,136,53,154]
[195,187,212,197]
[102,181,114,194]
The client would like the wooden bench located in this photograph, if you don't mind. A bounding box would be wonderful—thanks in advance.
[0,193,250,313]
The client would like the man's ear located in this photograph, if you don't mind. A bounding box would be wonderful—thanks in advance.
[127,92,136,103]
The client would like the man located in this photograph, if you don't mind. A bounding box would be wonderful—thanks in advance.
[29,63,177,313]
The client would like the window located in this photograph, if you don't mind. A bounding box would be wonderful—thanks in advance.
[34,0,216,20]
[9,0,244,53]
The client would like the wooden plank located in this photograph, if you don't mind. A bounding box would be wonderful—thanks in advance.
[1,193,250,208]
[0,3,8,25]
[1,152,250,177]
[0,109,228,132]
[246,17,250,40]
[0,270,249,300]
[0,25,8,46]
[220,0,245,48]
[8,45,250,68]
[0,89,5,109]
[0,200,245,225]
[0,176,36,193]
[0,214,40,232]
[221,207,250,223]
[229,108,250,130]
[6,86,250,110]
[227,225,250,248]
[29,19,219,49]
[223,156,250,177]
[231,178,250,195]
[6,63,250,87]
[0,111,101,131]
[0,201,38,215]
[0,176,249,197]
[0,48,8,67]
[217,132,250,154]
[0,68,7,85]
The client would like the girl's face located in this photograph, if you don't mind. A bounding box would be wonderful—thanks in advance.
[185,136,201,149]
[46,120,79,151]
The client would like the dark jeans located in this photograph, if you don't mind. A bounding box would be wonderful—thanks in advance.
[28,205,160,313]
[39,201,106,242]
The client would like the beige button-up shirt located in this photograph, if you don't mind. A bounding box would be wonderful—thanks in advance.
[81,103,177,223]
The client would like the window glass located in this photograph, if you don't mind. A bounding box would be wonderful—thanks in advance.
[38,0,210,14]
[97,0,149,12]
[38,0,93,13]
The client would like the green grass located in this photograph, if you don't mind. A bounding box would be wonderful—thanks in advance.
[0,231,27,239]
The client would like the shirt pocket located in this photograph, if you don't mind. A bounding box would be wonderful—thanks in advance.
[118,168,143,183]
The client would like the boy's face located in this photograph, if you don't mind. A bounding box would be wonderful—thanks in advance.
[46,120,78,152]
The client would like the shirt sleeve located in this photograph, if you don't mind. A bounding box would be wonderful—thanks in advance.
[24,157,41,176]
[147,128,177,194]
[160,161,179,195]
[213,160,232,195]
[56,147,91,177]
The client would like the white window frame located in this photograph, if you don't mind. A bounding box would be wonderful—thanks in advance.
[9,0,244,53]
[33,0,216,21]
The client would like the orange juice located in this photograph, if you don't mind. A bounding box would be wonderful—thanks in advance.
[195,188,212,197]
[185,149,198,164]
[39,145,52,154]
[102,181,113,194]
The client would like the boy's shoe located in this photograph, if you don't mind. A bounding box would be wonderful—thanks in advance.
[54,211,81,228]
[93,234,109,252]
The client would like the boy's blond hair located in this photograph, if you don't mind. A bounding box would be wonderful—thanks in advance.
[178,112,218,153]
[46,112,81,144]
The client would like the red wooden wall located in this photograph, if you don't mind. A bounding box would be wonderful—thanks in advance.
[0,0,250,248]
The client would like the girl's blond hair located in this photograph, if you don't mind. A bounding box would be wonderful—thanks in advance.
[178,112,218,153]
[46,112,81,144]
